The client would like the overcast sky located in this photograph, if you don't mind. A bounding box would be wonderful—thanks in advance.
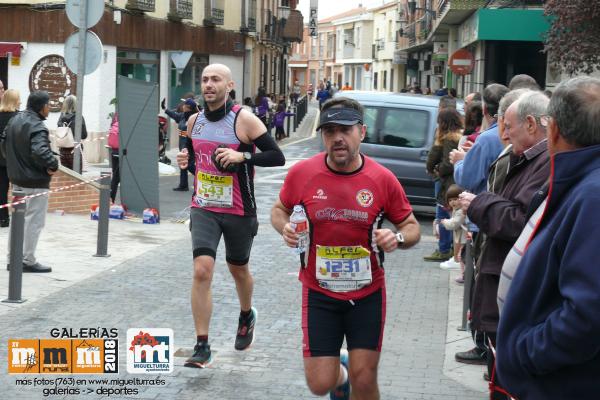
[297,0,390,22]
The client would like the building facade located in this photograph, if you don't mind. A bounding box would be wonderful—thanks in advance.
[0,0,301,161]
[395,0,550,95]
[371,2,406,92]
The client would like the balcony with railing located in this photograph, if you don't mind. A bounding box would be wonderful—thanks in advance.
[204,0,224,26]
[126,0,155,13]
[241,0,257,33]
[435,0,487,25]
[168,0,193,21]
[407,24,416,47]
[282,9,304,42]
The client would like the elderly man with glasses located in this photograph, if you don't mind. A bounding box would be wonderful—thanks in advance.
[458,90,551,395]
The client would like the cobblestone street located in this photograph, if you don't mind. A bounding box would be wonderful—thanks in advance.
[0,136,485,399]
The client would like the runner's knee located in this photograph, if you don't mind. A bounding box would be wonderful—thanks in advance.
[228,263,251,279]
[193,257,215,283]
[305,373,337,396]
[348,367,377,394]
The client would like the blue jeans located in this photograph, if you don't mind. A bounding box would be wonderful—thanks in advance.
[435,180,452,253]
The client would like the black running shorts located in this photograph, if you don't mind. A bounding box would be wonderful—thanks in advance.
[301,286,386,357]
[189,207,258,265]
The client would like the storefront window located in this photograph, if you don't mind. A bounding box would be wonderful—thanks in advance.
[169,54,208,108]
[117,50,159,83]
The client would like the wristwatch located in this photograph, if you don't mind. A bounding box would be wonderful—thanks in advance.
[395,232,405,245]
[243,152,252,163]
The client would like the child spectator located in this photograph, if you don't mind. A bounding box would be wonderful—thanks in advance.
[272,104,294,141]
[439,184,468,282]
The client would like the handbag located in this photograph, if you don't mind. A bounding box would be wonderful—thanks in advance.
[55,122,75,148]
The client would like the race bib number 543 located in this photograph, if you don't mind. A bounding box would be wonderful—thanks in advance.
[196,171,233,208]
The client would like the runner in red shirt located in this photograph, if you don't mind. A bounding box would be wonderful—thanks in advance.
[271,97,421,400]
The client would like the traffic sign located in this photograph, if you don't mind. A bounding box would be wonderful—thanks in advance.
[66,0,104,29]
[64,30,103,75]
[448,48,475,76]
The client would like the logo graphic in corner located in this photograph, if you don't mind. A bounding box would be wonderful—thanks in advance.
[356,189,374,208]
[40,339,72,374]
[313,188,328,200]
[8,339,39,374]
[127,328,173,373]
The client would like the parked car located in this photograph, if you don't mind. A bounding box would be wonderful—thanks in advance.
[331,91,464,207]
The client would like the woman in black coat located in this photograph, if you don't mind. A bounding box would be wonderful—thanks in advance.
[0,89,21,227]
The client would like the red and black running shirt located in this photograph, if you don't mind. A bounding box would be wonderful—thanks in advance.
[279,153,413,301]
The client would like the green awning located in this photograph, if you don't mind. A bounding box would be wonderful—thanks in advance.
[477,8,550,42]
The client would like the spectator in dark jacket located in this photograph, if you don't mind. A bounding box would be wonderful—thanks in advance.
[497,76,600,400]
[316,83,330,110]
[57,95,87,171]
[0,88,21,227]
[162,97,198,191]
[2,91,58,273]
[459,91,550,393]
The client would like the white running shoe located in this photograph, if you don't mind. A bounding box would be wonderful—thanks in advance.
[440,260,461,270]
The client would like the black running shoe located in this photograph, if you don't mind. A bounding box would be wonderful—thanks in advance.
[184,341,212,368]
[235,307,257,350]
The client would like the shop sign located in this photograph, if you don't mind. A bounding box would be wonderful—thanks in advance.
[433,42,448,61]
[29,55,77,112]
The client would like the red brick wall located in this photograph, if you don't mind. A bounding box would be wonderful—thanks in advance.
[47,169,100,214]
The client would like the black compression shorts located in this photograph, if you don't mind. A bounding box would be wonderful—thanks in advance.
[301,286,386,357]
[189,207,258,265]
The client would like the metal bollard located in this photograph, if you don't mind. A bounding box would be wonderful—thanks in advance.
[94,173,111,258]
[458,239,475,331]
[3,190,27,303]
[294,104,299,130]
[287,107,292,136]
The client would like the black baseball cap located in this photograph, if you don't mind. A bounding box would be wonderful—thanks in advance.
[317,107,363,130]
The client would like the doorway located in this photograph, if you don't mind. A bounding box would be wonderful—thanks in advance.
[0,57,8,88]
[484,41,547,87]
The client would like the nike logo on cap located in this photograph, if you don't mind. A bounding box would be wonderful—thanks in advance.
[327,112,341,118]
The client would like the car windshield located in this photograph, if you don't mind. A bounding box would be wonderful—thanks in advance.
[364,106,429,148]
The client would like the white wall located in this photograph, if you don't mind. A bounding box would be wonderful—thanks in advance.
[208,55,245,94]
[7,43,117,162]
[7,43,117,133]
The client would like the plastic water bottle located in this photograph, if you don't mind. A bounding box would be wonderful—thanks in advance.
[290,205,309,254]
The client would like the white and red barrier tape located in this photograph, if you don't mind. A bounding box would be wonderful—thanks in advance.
[50,133,108,143]
[0,175,107,209]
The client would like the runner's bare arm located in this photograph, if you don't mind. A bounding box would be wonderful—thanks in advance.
[374,213,420,252]
[271,199,298,248]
